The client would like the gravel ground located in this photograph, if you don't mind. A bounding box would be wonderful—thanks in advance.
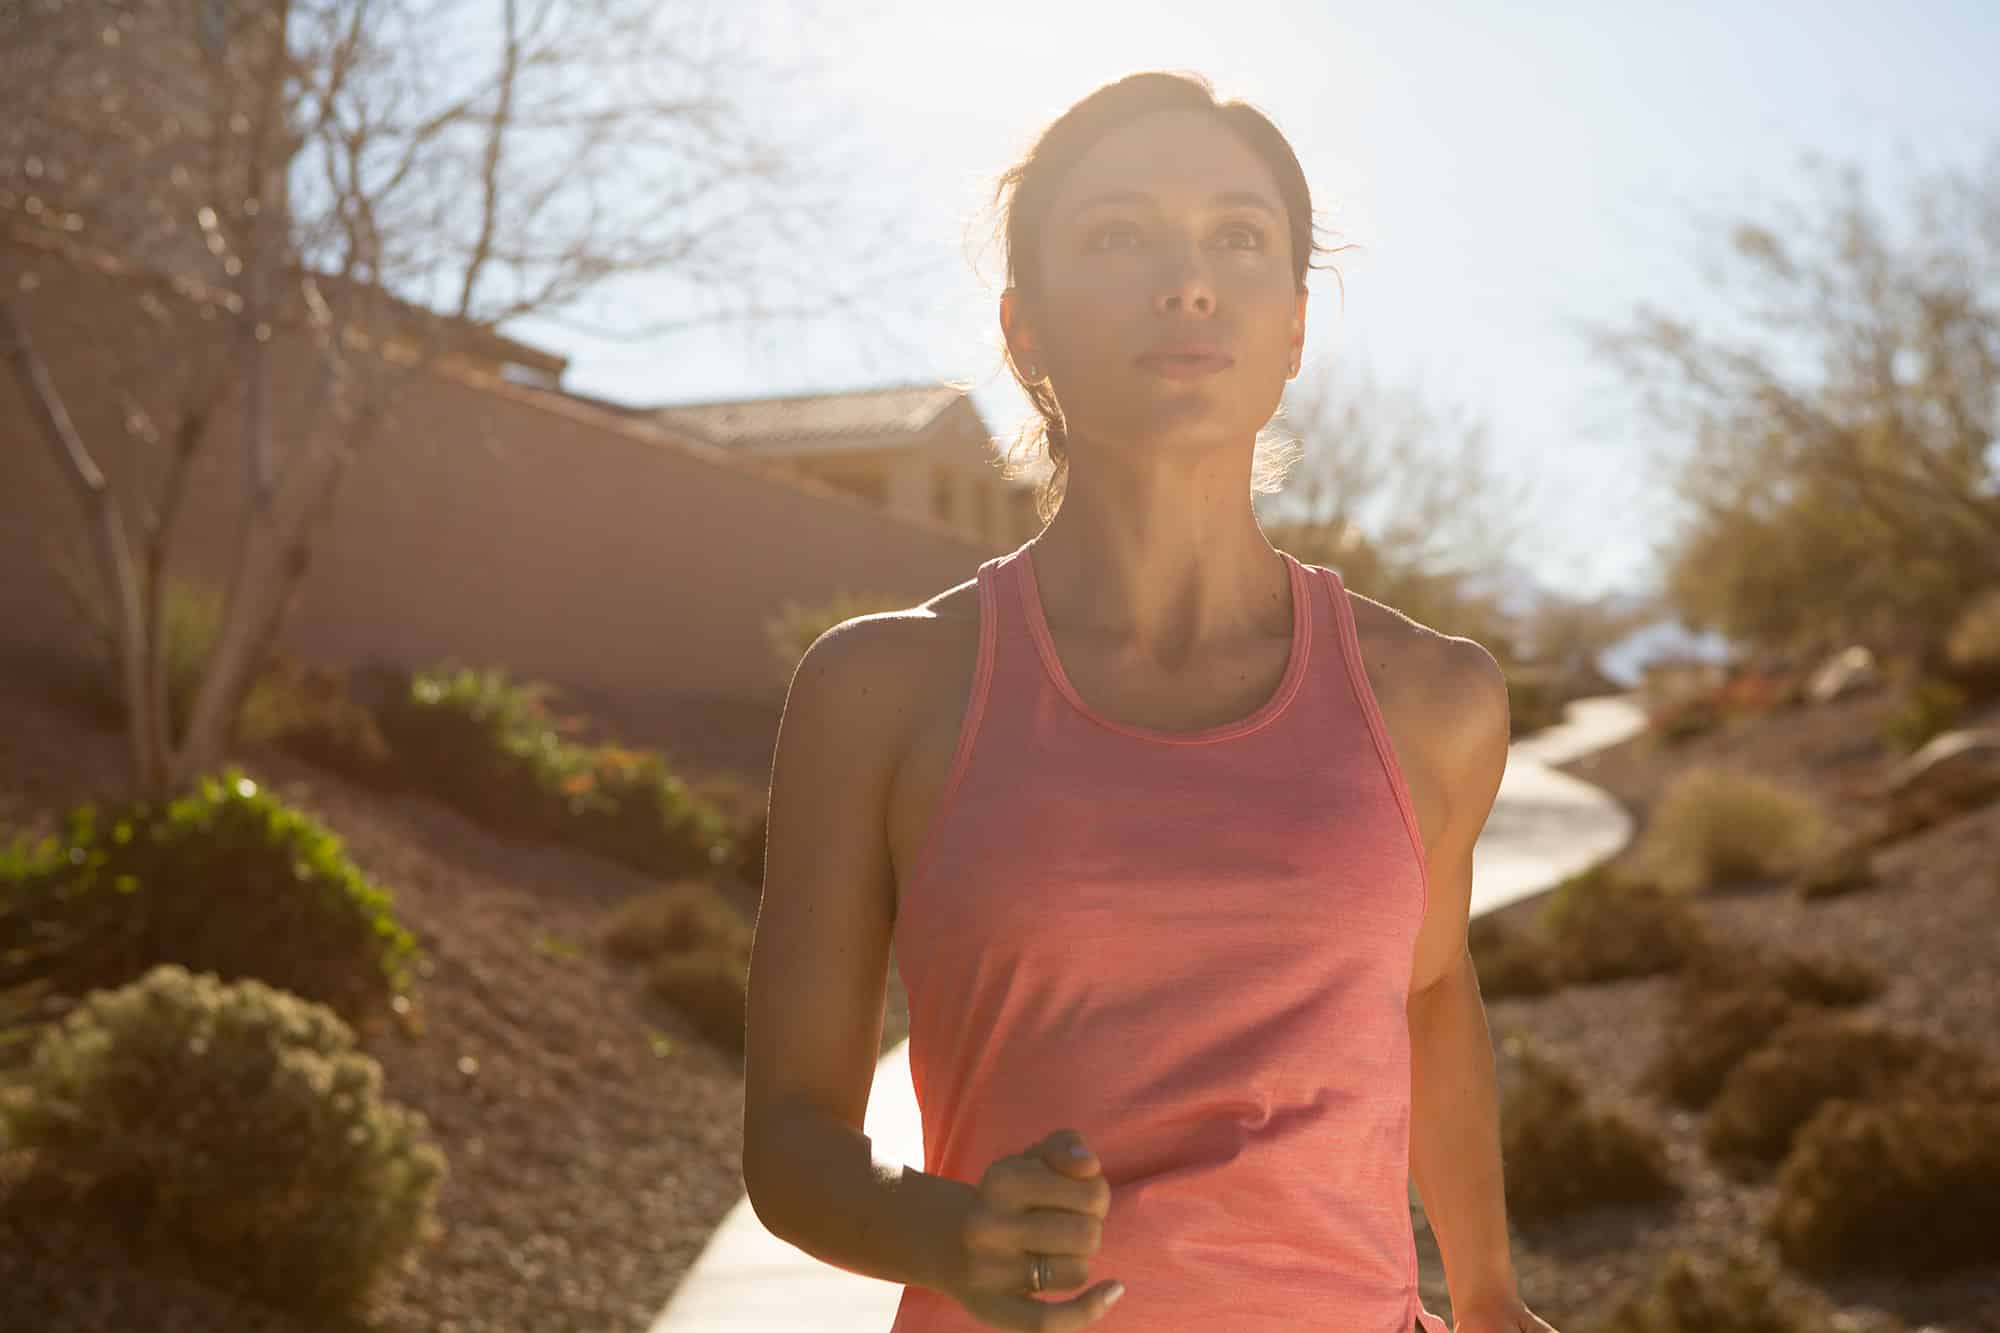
[1,671,1995,1332]
[1430,687,2000,1333]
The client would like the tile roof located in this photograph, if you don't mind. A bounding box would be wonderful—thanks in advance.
[637,382,966,454]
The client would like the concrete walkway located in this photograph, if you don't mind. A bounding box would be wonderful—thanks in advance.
[652,692,1652,1332]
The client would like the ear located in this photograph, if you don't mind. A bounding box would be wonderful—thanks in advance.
[1293,287,1309,352]
[1000,286,1041,368]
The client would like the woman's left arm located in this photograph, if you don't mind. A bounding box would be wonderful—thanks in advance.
[1406,642,1558,1333]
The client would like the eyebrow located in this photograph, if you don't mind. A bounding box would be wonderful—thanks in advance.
[1063,188,1283,224]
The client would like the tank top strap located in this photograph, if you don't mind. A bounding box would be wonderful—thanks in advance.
[973,545,1066,722]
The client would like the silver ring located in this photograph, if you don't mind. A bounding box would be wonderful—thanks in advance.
[1027,1251,1049,1293]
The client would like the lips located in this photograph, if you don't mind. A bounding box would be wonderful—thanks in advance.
[1137,348,1234,379]
[1136,345,1233,366]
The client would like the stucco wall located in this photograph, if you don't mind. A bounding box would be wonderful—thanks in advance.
[1,241,1011,777]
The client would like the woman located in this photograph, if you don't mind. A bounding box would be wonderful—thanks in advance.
[741,70,1552,1333]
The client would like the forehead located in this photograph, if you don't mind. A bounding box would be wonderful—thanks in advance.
[1045,108,1285,216]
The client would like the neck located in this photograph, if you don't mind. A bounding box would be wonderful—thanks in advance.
[1029,452,1289,651]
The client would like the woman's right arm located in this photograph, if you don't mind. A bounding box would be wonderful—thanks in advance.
[740,613,977,1295]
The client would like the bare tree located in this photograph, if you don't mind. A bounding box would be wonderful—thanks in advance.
[1577,143,2000,660]
[1254,360,1555,657]
[1,0,921,797]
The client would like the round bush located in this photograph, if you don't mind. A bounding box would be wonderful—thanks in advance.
[0,963,446,1312]
[1596,1241,1809,1333]
[1540,864,1705,985]
[1500,1038,1678,1224]
[1644,984,1799,1111]
[1703,1010,1968,1174]
[1768,1093,2000,1277]
[1635,768,1826,893]
[0,768,420,1029]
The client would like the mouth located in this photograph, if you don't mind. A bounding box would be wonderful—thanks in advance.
[1136,353,1234,379]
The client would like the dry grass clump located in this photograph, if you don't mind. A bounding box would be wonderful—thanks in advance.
[1628,767,1825,894]
[1499,1038,1679,1225]
[1768,1092,2000,1278]
[601,881,752,1056]
[1539,863,1706,985]
[1591,1242,1807,1333]
[1703,1009,1992,1176]
[1644,939,1884,1110]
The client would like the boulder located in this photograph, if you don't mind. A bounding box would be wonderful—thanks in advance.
[1805,645,1881,704]
[1850,726,2000,850]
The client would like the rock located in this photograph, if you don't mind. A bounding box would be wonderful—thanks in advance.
[1805,645,1881,704]
[1841,726,2000,852]
[1880,726,2000,801]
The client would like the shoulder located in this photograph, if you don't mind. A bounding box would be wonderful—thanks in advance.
[1325,574,1509,785]
[784,574,983,749]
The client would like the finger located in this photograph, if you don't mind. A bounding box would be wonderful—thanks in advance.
[965,1201,1101,1259]
[968,1248,1093,1293]
[1038,1128,1101,1175]
[997,1279,1126,1331]
[987,1158,1111,1219]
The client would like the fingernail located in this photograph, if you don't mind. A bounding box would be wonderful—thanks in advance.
[1105,1282,1125,1306]
[1069,1143,1092,1158]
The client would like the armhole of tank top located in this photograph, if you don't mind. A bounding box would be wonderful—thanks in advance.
[895,561,998,925]
[1319,566,1432,925]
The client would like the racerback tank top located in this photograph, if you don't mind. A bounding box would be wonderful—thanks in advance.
[888,540,1449,1333]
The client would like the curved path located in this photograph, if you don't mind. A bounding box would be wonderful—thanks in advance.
[652,692,1652,1332]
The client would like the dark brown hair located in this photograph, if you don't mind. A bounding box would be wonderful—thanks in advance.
[978,70,1353,522]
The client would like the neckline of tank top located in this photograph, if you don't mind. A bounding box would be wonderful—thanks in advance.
[1013,541,1314,747]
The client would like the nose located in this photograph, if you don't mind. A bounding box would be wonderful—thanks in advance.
[1153,238,1215,317]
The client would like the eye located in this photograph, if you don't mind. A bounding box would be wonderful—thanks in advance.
[1085,222,1140,252]
[1217,222,1268,250]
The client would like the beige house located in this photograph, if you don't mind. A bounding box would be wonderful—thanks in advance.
[548,382,1046,552]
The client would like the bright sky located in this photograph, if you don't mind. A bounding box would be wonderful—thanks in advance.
[502,0,1997,603]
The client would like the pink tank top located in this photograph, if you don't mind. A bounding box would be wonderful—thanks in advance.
[888,541,1448,1333]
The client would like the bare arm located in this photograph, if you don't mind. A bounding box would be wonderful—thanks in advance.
[740,613,976,1294]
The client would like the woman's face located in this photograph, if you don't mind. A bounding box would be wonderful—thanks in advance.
[1003,107,1307,458]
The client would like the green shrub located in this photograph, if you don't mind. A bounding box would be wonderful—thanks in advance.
[1500,1038,1678,1224]
[1768,1093,2000,1277]
[0,964,445,1312]
[1703,1011,1985,1174]
[1630,768,1825,894]
[369,664,733,881]
[1468,914,1558,998]
[1540,863,1704,984]
[1880,676,1967,756]
[0,768,419,1029]
[1592,1242,1807,1333]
